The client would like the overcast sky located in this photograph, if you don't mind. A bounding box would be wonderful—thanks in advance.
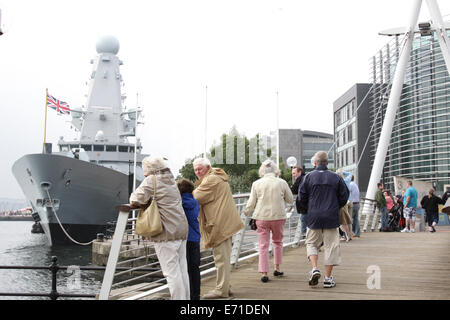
[1,0,450,199]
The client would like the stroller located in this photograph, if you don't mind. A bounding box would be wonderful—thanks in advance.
[386,202,403,232]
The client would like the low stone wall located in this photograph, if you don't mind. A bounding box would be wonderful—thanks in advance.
[92,237,214,268]
[92,237,157,267]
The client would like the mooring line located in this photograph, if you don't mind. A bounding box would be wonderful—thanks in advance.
[45,189,95,246]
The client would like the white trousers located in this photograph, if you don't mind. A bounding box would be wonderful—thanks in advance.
[154,240,190,300]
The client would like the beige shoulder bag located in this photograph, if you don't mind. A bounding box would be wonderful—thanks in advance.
[136,175,163,237]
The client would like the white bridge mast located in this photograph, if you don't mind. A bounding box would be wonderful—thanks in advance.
[362,0,450,222]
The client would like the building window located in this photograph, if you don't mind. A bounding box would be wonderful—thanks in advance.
[335,112,340,127]
[342,106,347,124]
[339,130,344,147]
[352,122,356,141]
[352,146,356,163]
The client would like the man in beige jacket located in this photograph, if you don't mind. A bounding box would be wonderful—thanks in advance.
[193,158,244,299]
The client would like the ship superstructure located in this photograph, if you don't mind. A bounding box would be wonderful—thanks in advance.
[12,36,146,245]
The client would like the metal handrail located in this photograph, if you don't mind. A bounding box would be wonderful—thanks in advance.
[0,256,98,300]
[98,195,305,300]
[0,194,303,300]
[0,257,165,300]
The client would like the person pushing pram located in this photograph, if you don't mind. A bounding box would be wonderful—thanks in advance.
[386,200,402,232]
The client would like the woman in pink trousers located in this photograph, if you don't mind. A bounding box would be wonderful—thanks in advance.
[244,160,293,283]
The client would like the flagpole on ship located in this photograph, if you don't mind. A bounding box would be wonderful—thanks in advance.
[131,93,140,235]
[276,90,279,168]
[133,93,139,192]
[43,88,48,153]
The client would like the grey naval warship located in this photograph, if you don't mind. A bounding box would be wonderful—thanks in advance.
[12,36,147,245]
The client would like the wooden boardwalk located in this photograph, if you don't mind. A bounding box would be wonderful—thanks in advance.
[200,226,450,300]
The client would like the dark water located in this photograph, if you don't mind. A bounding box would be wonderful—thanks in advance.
[0,221,103,300]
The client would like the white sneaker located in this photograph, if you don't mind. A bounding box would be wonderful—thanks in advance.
[323,276,336,288]
[401,228,410,233]
[410,229,415,233]
[309,269,321,286]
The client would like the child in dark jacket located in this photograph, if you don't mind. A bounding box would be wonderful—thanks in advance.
[177,178,201,300]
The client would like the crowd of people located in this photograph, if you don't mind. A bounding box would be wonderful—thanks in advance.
[129,155,244,300]
[375,181,448,233]
[128,151,448,300]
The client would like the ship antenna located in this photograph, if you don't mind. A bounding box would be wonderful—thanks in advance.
[204,85,208,158]
[132,93,139,191]
[43,88,49,153]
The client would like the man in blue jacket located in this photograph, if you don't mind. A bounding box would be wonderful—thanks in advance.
[298,151,349,288]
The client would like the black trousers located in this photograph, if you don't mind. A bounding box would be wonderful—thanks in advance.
[426,211,439,226]
[186,241,201,300]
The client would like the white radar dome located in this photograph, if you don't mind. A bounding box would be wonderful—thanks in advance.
[95,130,105,141]
[96,35,120,55]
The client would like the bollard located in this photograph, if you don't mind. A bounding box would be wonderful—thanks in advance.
[417,209,425,232]
[97,233,105,242]
[49,256,59,300]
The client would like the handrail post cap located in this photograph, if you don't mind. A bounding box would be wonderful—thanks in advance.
[115,204,134,212]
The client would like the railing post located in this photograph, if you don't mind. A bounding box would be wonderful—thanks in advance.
[371,207,380,231]
[49,256,59,300]
[291,206,304,247]
[99,205,133,300]
[230,207,249,268]
[362,198,375,232]
[288,213,291,243]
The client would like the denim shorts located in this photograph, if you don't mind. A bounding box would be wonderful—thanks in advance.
[403,207,416,220]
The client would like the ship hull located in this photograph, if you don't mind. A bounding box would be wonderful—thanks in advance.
[12,153,133,245]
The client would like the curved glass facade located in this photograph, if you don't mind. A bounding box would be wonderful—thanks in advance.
[369,32,450,192]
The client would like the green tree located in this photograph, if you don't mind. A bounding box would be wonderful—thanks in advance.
[178,126,278,194]
[177,155,200,182]
[208,126,273,193]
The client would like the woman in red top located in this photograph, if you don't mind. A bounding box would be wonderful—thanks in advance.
[384,190,395,212]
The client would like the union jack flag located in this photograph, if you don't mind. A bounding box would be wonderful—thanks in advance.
[47,94,71,115]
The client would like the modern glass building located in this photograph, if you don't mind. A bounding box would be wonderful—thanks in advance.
[368,31,450,192]
[279,129,334,173]
[333,84,372,193]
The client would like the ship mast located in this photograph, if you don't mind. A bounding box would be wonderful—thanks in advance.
[77,35,138,145]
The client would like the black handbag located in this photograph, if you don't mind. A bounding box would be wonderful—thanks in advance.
[249,219,257,230]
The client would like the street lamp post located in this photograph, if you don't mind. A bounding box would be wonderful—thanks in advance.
[0,9,4,36]
[287,156,297,184]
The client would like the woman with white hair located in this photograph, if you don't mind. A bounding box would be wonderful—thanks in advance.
[244,159,293,283]
[130,155,190,300]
